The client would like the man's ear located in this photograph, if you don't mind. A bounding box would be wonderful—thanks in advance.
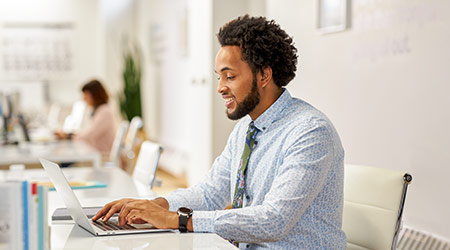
[260,66,273,88]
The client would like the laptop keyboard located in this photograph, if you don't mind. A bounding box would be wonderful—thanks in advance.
[93,220,137,231]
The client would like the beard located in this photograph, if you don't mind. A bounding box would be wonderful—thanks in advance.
[226,75,260,120]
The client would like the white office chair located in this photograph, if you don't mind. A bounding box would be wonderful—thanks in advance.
[132,141,163,189]
[343,164,412,250]
[62,100,86,133]
[123,116,144,159]
[107,120,129,166]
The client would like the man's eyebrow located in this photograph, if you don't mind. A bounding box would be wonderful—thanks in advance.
[214,67,233,73]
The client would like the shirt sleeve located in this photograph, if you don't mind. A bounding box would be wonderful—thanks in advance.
[164,126,236,212]
[74,106,110,144]
[192,123,336,243]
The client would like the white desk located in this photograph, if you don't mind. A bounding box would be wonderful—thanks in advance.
[0,141,102,169]
[19,167,237,250]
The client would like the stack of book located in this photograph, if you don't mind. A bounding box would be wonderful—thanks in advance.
[0,181,50,250]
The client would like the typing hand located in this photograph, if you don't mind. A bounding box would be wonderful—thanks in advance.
[92,198,137,222]
[53,131,66,140]
[92,198,177,229]
[117,199,178,229]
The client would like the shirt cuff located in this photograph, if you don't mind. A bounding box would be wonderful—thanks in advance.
[163,194,182,212]
[192,210,216,233]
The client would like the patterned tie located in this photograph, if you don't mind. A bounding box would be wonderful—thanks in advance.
[230,122,259,247]
[232,121,259,208]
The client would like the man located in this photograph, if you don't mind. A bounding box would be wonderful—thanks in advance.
[93,15,346,249]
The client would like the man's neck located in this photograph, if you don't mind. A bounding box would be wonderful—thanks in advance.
[249,87,284,120]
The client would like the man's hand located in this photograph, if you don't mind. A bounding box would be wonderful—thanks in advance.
[92,197,192,231]
[53,131,67,140]
[92,198,135,222]
[92,198,176,228]
[117,199,177,228]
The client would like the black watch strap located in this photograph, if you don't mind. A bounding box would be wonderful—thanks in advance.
[177,207,193,233]
[178,214,188,232]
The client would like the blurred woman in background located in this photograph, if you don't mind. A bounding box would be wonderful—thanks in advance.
[56,79,118,154]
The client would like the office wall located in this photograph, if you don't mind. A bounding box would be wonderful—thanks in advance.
[134,0,160,141]
[134,0,195,176]
[99,0,136,104]
[0,0,105,105]
[267,0,450,240]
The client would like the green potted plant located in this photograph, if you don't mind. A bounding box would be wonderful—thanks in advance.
[119,47,142,121]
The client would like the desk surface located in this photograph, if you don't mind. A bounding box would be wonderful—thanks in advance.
[0,141,102,168]
[19,167,237,250]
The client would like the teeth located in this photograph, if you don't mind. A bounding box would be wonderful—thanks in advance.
[226,98,233,102]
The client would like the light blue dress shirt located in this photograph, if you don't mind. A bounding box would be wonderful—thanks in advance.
[165,89,346,249]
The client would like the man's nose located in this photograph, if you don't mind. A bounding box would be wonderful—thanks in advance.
[217,80,227,94]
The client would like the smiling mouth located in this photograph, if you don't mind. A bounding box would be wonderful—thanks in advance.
[224,97,234,108]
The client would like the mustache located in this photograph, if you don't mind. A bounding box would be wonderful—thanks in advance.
[221,94,234,98]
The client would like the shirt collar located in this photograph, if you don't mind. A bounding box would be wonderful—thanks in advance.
[252,88,292,132]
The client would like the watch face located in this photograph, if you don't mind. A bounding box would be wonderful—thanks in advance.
[179,207,191,213]
[178,207,193,215]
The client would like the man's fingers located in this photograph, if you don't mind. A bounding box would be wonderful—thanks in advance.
[126,209,147,225]
[118,201,141,225]
[131,218,147,224]
[118,200,150,225]
[126,209,137,225]
[92,201,115,221]
[103,203,123,222]
[94,199,160,225]
[92,199,142,222]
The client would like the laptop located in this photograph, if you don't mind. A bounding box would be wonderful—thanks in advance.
[39,158,175,236]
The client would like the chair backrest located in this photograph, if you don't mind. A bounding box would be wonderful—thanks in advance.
[343,164,412,250]
[62,100,86,133]
[109,120,129,164]
[123,116,143,154]
[132,141,162,189]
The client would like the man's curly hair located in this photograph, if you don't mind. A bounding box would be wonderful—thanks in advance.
[217,15,298,88]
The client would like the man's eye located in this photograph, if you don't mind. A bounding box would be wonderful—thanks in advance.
[227,76,235,80]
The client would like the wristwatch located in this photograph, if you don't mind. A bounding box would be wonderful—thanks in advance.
[177,207,193,232]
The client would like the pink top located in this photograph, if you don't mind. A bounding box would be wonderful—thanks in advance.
[74,104,117,154]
